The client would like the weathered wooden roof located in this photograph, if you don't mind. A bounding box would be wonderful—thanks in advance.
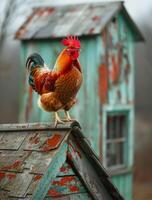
[15,1,143,41]
[0,121,123,200]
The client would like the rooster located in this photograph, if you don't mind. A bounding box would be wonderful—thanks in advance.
[26,36,82,126]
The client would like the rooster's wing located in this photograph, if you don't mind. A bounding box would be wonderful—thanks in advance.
[29,69,59,95]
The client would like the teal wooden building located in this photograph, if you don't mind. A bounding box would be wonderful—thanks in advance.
[16,1,143,199]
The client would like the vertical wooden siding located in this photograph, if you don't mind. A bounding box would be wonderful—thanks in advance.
[112,172,132,200]
[99,13,134,105]
[101,13,135,200]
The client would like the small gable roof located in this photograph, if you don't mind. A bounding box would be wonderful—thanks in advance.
[0,121,123,200]
[15,1,143,41]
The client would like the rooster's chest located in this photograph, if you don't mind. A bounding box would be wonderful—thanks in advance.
[55,67,82,103]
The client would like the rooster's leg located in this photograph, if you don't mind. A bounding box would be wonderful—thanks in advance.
[54,112,64,126]
[64,111,74,122]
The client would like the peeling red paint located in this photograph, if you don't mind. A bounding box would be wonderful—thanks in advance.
[98,64,108,103]
[7,173,16,180]
[52,176,75,186]
[60,166,68,172]
[77,150,82,158]
[0,172,5,180]
[69,185,79,192]
[0,172,16,180]
[34,175,42,181]
[110,54,120,84]
[16,8,55,39]
[15,10,36,38]
[69,143,82,159]
[37,8,55,16]
[48,188,61,197]
[29,133,40,145]
[42,134,62,152]
[2,160,21,171]
[67,152,72,161]
[88,28,95,34]
[92,16,100,21]
[15,8,55,38]
[60,165,71,173]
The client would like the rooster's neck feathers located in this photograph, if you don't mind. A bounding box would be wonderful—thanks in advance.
[53,48,73,73]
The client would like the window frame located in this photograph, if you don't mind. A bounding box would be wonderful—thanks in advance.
[102,105,134,172]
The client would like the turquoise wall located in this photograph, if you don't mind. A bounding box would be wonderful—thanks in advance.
[99,13,135,200]
[112,172,133,200]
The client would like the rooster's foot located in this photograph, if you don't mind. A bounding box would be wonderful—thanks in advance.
[63,111,74,122]
[54,112,64,127]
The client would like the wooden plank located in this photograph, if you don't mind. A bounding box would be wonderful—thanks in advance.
[5,171,33,198]
[24,150,57,174]
[22,131,66,151]
[0,151,30,172]
[45,193,93,200]
[27,175,43,195]
[58,162,75,177]
[0,191,10,200]
[22,132,48,151]
[0,133,4,140]
[112,172,132,200]
[0,132,27,150]
[32,141,68,200]
[47,176,86,197]
[0,172,18,190]
[0,122,79,132]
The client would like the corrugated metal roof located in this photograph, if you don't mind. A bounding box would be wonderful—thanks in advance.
[15,2,143,41]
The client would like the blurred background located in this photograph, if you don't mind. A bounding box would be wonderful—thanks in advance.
[0,0,152,199]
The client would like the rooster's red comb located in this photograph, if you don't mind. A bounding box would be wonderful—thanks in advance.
[62,36,81,48]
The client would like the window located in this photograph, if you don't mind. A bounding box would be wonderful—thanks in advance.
[106,113,128,169]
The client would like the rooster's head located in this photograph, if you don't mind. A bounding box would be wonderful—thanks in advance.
[62,36,81,60]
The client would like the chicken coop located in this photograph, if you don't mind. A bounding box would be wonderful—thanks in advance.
[16,1,144,200]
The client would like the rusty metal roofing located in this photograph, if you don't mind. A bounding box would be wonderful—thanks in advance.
[15,1,143,41]
[0,121,123,200]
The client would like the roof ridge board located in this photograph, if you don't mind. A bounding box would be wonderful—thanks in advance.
[0,121,80,132]
[32,1,123,9]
